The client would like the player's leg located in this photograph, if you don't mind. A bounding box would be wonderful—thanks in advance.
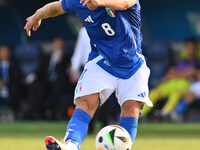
[64,93,99,148]
[120,100,144,143]
[45,94,99,150]
[116,60,152,143]
[45,57,116,150]
[63,67,115,149]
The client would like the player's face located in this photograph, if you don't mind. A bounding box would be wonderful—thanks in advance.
[186,41,197,59]
[0,46,10,61]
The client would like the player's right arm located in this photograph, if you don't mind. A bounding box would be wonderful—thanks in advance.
[24,0,65,37]
[83,0,137,10]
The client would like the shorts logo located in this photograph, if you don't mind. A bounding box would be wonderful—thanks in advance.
[137,92,146,98]
[76,82,82,93]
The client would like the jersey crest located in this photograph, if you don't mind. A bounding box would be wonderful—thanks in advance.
[106,8,116,18]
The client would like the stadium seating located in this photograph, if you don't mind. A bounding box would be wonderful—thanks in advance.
[144,42,170,89]
[14,44,40,78]
[0,6,21,46]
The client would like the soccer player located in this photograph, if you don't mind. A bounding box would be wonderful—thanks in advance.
[24,0,153,150]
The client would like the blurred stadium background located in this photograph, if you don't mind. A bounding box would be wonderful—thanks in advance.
[0,0,200,150]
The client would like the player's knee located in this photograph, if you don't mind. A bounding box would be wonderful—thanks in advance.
[75,95,99,118]
[122,107,138,117]
[121,100,144,118]
[76,98,88,108]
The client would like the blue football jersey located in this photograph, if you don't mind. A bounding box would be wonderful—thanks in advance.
[62,0,144,79]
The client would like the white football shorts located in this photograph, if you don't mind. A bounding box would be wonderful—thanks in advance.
[74,55,153,107]
[189,81,200,98]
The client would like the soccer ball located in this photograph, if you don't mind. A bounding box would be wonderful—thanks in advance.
[95,125,132,150]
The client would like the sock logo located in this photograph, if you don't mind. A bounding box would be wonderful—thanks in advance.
[67,128,74,132]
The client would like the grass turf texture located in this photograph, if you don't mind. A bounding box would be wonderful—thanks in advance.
[0,122,200,150]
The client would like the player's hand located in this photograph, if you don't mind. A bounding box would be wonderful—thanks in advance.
[24,15,41,37]
[87,1,98,10]
[80,0,100,10]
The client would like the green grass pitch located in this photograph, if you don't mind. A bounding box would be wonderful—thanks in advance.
[0,121,200,150]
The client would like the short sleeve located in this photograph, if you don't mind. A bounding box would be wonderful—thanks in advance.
[61,0,74,13]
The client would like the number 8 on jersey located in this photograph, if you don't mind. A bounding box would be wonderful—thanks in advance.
[102,23,115,36]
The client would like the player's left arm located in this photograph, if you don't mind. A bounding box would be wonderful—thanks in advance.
[83,0,137,10]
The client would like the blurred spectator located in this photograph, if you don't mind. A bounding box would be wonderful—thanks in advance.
[172,70,200,122]
[26,38,72,120]
[0,44,22,122]
[141,38,200,120]
[70,26,91,83]
[180,38,200,59]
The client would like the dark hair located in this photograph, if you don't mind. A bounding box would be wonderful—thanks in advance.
[184,37,198,45]
[0,44,12,51]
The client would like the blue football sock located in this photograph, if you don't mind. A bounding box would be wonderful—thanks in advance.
[120,117,138,143]
[174,99,189,115]
[65,109,91,149]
